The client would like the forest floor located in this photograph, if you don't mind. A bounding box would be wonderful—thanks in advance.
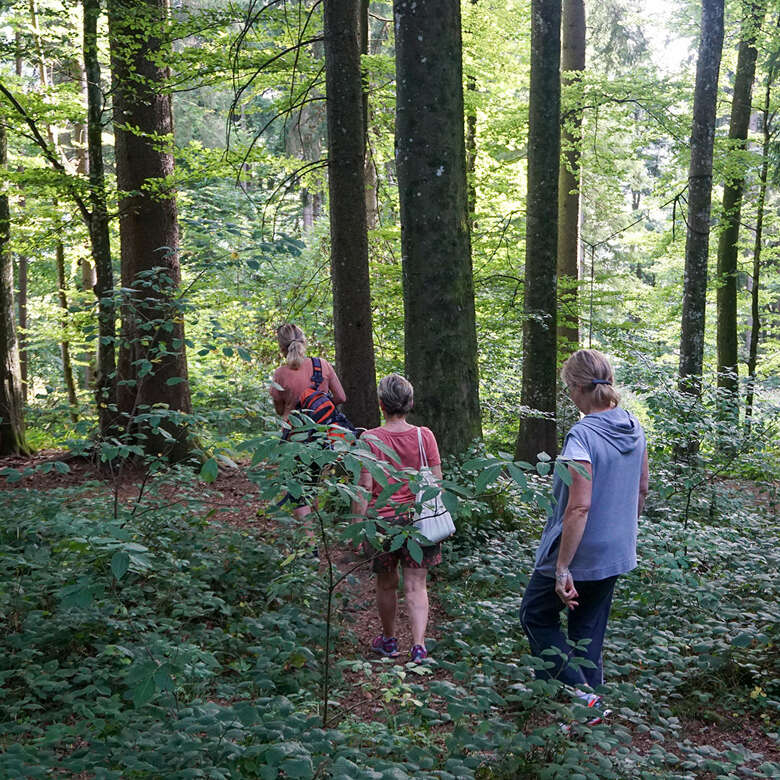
[2,449,778,777]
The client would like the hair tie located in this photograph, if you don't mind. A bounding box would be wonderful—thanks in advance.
[591,379,612,385]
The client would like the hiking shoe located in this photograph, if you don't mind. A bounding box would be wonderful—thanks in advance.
[371,635,400,658]
[409,644,428,663]
[581,694,612,726]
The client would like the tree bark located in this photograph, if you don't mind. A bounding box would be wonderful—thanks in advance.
[17,255,28,404]
[677,0,723,459]
[745,68,774,432]
[84,0,119,437]
[0,119,30,456]
[108,0,193,460]
[361,0,380,229]
[715,0,765,404]
[557,0,585,356]
[515,0,561,463]
[56,242,79,423]
[394,0,482,455]
[324,0,380,429]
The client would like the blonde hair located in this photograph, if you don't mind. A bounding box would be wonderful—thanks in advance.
[276,323,307,369]
[378,373,414,416]
[561,349,620,408]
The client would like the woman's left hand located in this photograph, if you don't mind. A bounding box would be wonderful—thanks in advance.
[555,570,579,609]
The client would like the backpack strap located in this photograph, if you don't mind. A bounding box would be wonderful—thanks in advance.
[310,357,324,389]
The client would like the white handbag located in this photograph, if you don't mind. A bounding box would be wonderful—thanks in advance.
[413,427,455,544]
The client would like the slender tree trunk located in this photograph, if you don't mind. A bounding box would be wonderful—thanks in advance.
[361,0,380,229]
[74,51,97,390]
[677,0,724,456]
[56,242,79,422]
[715,0,765,416]
[17,256,28,403]
[745,70,774,432]
[84,0,118,437]
[515,0,561,463]
[556,0,585,356]
[394,0,482,455]
[108,0,193,460]
[324,0,379,429]
[13,34,28,405]
[0,119,30,456]
[465,0,479,229]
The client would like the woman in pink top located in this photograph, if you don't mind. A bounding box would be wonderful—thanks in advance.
[269,324,346,525]
[270,324,346,420]
[353,373,442,663]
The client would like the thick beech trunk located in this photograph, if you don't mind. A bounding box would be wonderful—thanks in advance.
[0,121,30,456]
[716,0,765,404]
[745,70,773,432]
[678,0,724,400]
[515,0,561,463]
[557,0,585,356]
[394,0,482,455]
[324,0,379,429]
[84,0,118,437]
[108,0,192,460]
[56,243,79,422]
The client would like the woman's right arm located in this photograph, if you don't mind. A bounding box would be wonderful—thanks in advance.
[325,361,347,405]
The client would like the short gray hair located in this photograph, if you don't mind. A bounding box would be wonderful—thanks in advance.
[378,373,414,415]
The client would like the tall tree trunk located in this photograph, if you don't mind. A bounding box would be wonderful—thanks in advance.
[677,0,724,455]
[715,0,765,410]
[74,52,97,391]
[84,0,118,438]
[108,0,192,460]
[745,68,774,433]
[324,0,379,429]
[361,0,380,229]
[515,0,561,463]
[0,119,30,456]
[56,242,79,422]
[13,33,28,405]
[465,0,478,230]
[556,0,585,356]
[394,0,482,455]
[17,255,28,403]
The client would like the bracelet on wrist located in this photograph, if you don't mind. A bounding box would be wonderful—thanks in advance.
[555,569,570,581]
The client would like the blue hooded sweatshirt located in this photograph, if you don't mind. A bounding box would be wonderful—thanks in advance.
[533,406,646,581]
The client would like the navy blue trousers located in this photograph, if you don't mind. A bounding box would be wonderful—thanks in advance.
[519,570,618,689]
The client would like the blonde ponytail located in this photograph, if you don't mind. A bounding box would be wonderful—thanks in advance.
[561,349,620,408]
[276,323,307,369]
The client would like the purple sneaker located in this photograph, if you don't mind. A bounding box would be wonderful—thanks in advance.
[409,644,428,663]
[371,635,400,658]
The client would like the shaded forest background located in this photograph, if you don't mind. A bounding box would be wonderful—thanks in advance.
[0,0,779,777]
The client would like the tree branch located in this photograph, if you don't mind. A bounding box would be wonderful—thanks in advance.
[0,80,92,224]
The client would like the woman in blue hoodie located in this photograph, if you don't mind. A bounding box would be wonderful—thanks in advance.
[520,349,649,722]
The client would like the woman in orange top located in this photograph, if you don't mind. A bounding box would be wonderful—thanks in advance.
[269,324,346,526]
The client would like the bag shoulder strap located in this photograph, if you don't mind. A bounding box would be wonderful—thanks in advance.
[309,357,324,389]
[417,426,429,469]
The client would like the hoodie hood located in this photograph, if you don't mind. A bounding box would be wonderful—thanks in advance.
[574,407,643,454]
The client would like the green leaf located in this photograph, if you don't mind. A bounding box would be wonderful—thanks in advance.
[199,458,219,483]
[111,551,130,581]
[554,459,573,486]
[407,538,423,565]
[165,376,186,385]
[133,676,156,707]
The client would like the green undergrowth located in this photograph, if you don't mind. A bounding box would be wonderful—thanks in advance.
[0,446,778,778]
